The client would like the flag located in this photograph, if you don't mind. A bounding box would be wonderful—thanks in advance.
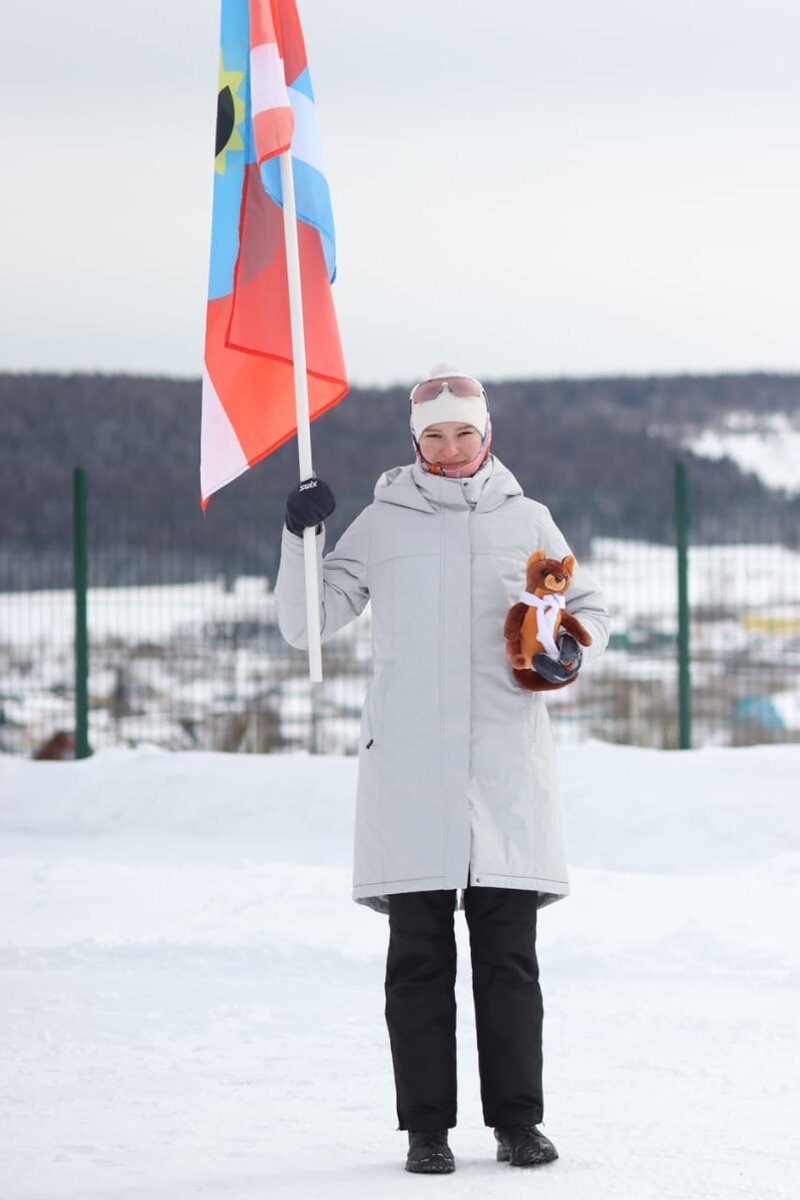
[201,0,347,508]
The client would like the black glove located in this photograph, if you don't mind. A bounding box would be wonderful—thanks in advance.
[284,477,336,536]
[532,632,583,684]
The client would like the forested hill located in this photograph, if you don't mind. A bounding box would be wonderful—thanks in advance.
[1,371,799,589]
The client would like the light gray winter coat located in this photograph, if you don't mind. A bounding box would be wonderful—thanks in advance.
[275,457,609,914]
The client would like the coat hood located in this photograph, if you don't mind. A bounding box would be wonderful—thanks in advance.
[373,456,523,515]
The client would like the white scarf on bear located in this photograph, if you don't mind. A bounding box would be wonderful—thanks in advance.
[519,591,565,660]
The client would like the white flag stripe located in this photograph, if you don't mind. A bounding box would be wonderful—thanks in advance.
[200,366,249,501]
[250,42,290,115]
[288,87,325,174]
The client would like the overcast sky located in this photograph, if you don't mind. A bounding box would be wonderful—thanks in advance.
[2,1,798,386]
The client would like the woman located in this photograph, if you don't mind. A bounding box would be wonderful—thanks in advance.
[275,364,609,1174]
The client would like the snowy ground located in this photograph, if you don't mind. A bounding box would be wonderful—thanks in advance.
[1,742,799,1199]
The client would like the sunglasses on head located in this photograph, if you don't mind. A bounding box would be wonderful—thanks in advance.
[410,375,486,404]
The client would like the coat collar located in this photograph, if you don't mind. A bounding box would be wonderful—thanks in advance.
[373,456,523,514]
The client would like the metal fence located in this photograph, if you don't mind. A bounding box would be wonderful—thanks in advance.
[2,466,799,757]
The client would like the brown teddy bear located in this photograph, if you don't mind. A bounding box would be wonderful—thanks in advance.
[504,549,593,692]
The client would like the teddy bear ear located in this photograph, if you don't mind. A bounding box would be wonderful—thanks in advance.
[527,549,546,567]
[562,554,576,574]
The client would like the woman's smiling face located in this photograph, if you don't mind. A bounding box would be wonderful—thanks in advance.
[418,421,483,466]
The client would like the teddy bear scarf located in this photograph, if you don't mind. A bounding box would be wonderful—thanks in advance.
[518,590,566,660]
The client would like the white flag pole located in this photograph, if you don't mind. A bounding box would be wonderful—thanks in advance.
[278,148,323,683]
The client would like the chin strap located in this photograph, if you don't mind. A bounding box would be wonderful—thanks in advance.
[413,416,493,478]
[519,591,565,660]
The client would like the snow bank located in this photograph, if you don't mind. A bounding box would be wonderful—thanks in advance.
[2,740,797,872]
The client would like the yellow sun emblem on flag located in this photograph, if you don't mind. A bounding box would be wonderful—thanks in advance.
[215,52,245,175]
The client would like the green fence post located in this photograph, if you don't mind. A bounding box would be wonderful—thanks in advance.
[73,466,91,759]
[674,460,691,749]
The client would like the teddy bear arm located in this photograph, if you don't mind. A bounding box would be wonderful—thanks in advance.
[560,609,593,646]
[503,603,528,642]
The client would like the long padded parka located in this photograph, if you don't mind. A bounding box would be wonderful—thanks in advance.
[275,457,609,914]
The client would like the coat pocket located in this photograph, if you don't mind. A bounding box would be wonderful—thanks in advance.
[353,668,390,887]
[361,687,375,751]
[361,664,390,751]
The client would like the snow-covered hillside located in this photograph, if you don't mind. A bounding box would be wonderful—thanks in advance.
[1,743,798,1198]
[686,411,800,495]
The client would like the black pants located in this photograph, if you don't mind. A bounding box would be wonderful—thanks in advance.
[384,885,543,1130]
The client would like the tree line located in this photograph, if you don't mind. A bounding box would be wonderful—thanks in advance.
[1,370,798,590]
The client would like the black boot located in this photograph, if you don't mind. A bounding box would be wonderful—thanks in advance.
[495,1125,558,1167]
[405,1130,455,1174]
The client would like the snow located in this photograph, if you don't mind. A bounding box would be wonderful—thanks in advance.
[587,536,800,618]
[0,578,372,755]
[0,577,276,649]
[1,742,799,1198]
[685,411,800,496]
